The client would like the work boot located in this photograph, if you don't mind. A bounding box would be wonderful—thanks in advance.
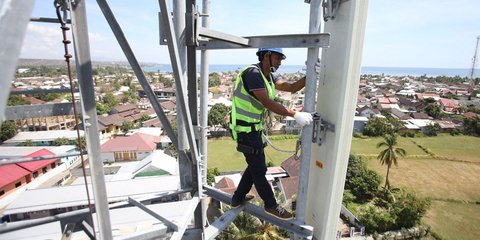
[231,194,254,208]
[265,204,293,220]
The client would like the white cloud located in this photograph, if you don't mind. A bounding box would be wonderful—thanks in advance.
[20,23,120,61]
[20,24,64,59]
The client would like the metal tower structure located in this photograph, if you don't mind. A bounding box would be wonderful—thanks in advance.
[470,36,480,80]
[0,0,368,239]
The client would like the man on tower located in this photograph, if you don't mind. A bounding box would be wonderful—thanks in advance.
[229,48,313,220]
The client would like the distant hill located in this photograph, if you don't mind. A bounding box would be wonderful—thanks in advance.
[17,58,159,68]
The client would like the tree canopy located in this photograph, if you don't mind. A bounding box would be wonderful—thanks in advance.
[0,121,18,142]
[208,103,229,128]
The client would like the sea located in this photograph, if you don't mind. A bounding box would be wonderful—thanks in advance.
[143,65,477,78]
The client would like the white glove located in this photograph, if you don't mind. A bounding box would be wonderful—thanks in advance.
[294,111,313,127]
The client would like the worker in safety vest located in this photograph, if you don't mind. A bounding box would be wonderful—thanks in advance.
[229,48,313,220]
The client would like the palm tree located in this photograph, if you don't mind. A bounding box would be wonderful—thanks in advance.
[376,133,406,189]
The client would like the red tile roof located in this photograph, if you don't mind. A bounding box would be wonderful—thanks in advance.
[215,177,235,189]
[463,112,478,119]
[101,133,160,152]
[0,164,30,188]
[280,176,299,200]
[114,103,137,113]
[23,96,45,105]
[0,148,57,188]
[281,155,300,177]
[439,98,458,108]
[17,149,58,172]
[214,177,236,195]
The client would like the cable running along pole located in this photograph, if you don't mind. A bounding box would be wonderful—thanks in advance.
[54,2,96,238]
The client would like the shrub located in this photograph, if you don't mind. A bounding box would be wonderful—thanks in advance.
[400,130,415,138]
[392,189,431,229]
[207,167,220,185]
[450,128,462,136]
[424,123,441,136]
[358,205,396,234]
[358,187,431,234]
[353,132,363,138]
[345,155,381,202]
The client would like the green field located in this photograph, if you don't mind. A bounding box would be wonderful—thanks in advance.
[424,201,480,240]
[208,134,480,239]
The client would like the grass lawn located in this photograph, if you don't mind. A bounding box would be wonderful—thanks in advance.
[207,137,245,172]
[423,201,480,240]
[409,134,480,162]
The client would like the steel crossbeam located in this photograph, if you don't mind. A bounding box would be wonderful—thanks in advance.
[128,197,179,231]
[197,33,330,50]
[203,186,314,239]
[204,206,244,240]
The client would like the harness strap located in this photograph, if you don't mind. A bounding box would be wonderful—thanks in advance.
[236,142,268,155]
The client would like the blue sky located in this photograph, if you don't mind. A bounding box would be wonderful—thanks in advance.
[21,0,480,69]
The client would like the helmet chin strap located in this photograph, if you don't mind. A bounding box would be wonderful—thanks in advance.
[268,52,277,73]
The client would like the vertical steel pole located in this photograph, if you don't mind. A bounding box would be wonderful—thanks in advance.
[173,0,194,197]
[174,1,189,151]
[186,0,204,231]
[199,0,211,229]
[69,0,112,239]
[295,0,322,225]
[200,0,210,186]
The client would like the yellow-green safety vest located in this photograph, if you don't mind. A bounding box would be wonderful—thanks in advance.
[229,65,276,140]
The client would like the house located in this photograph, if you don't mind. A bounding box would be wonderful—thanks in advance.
[353,116,369,133]
[97,114,125,138]
[283,116,300,133]
[377,96,399,110]
[410,112,431,119]
[100,132,161,163]
[112,104,146,123]
[142,118,163,128]
[416,93,440,101]
[438,98,459,113]
[390,108,411,120]
[463,112,478,119]
[0,164,30,199]
[434,120,458,133]
[404,119,433,131]
[137,88,176,101]
[160,100,176,114]
[0,149,59,199]
[397,97,423,112]
[356,94,369,108]
[357,106,380,119]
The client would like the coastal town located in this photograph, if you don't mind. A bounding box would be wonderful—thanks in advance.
[1,61,479,239]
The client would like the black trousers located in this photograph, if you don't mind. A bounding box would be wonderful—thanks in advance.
[231,130,277,208]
